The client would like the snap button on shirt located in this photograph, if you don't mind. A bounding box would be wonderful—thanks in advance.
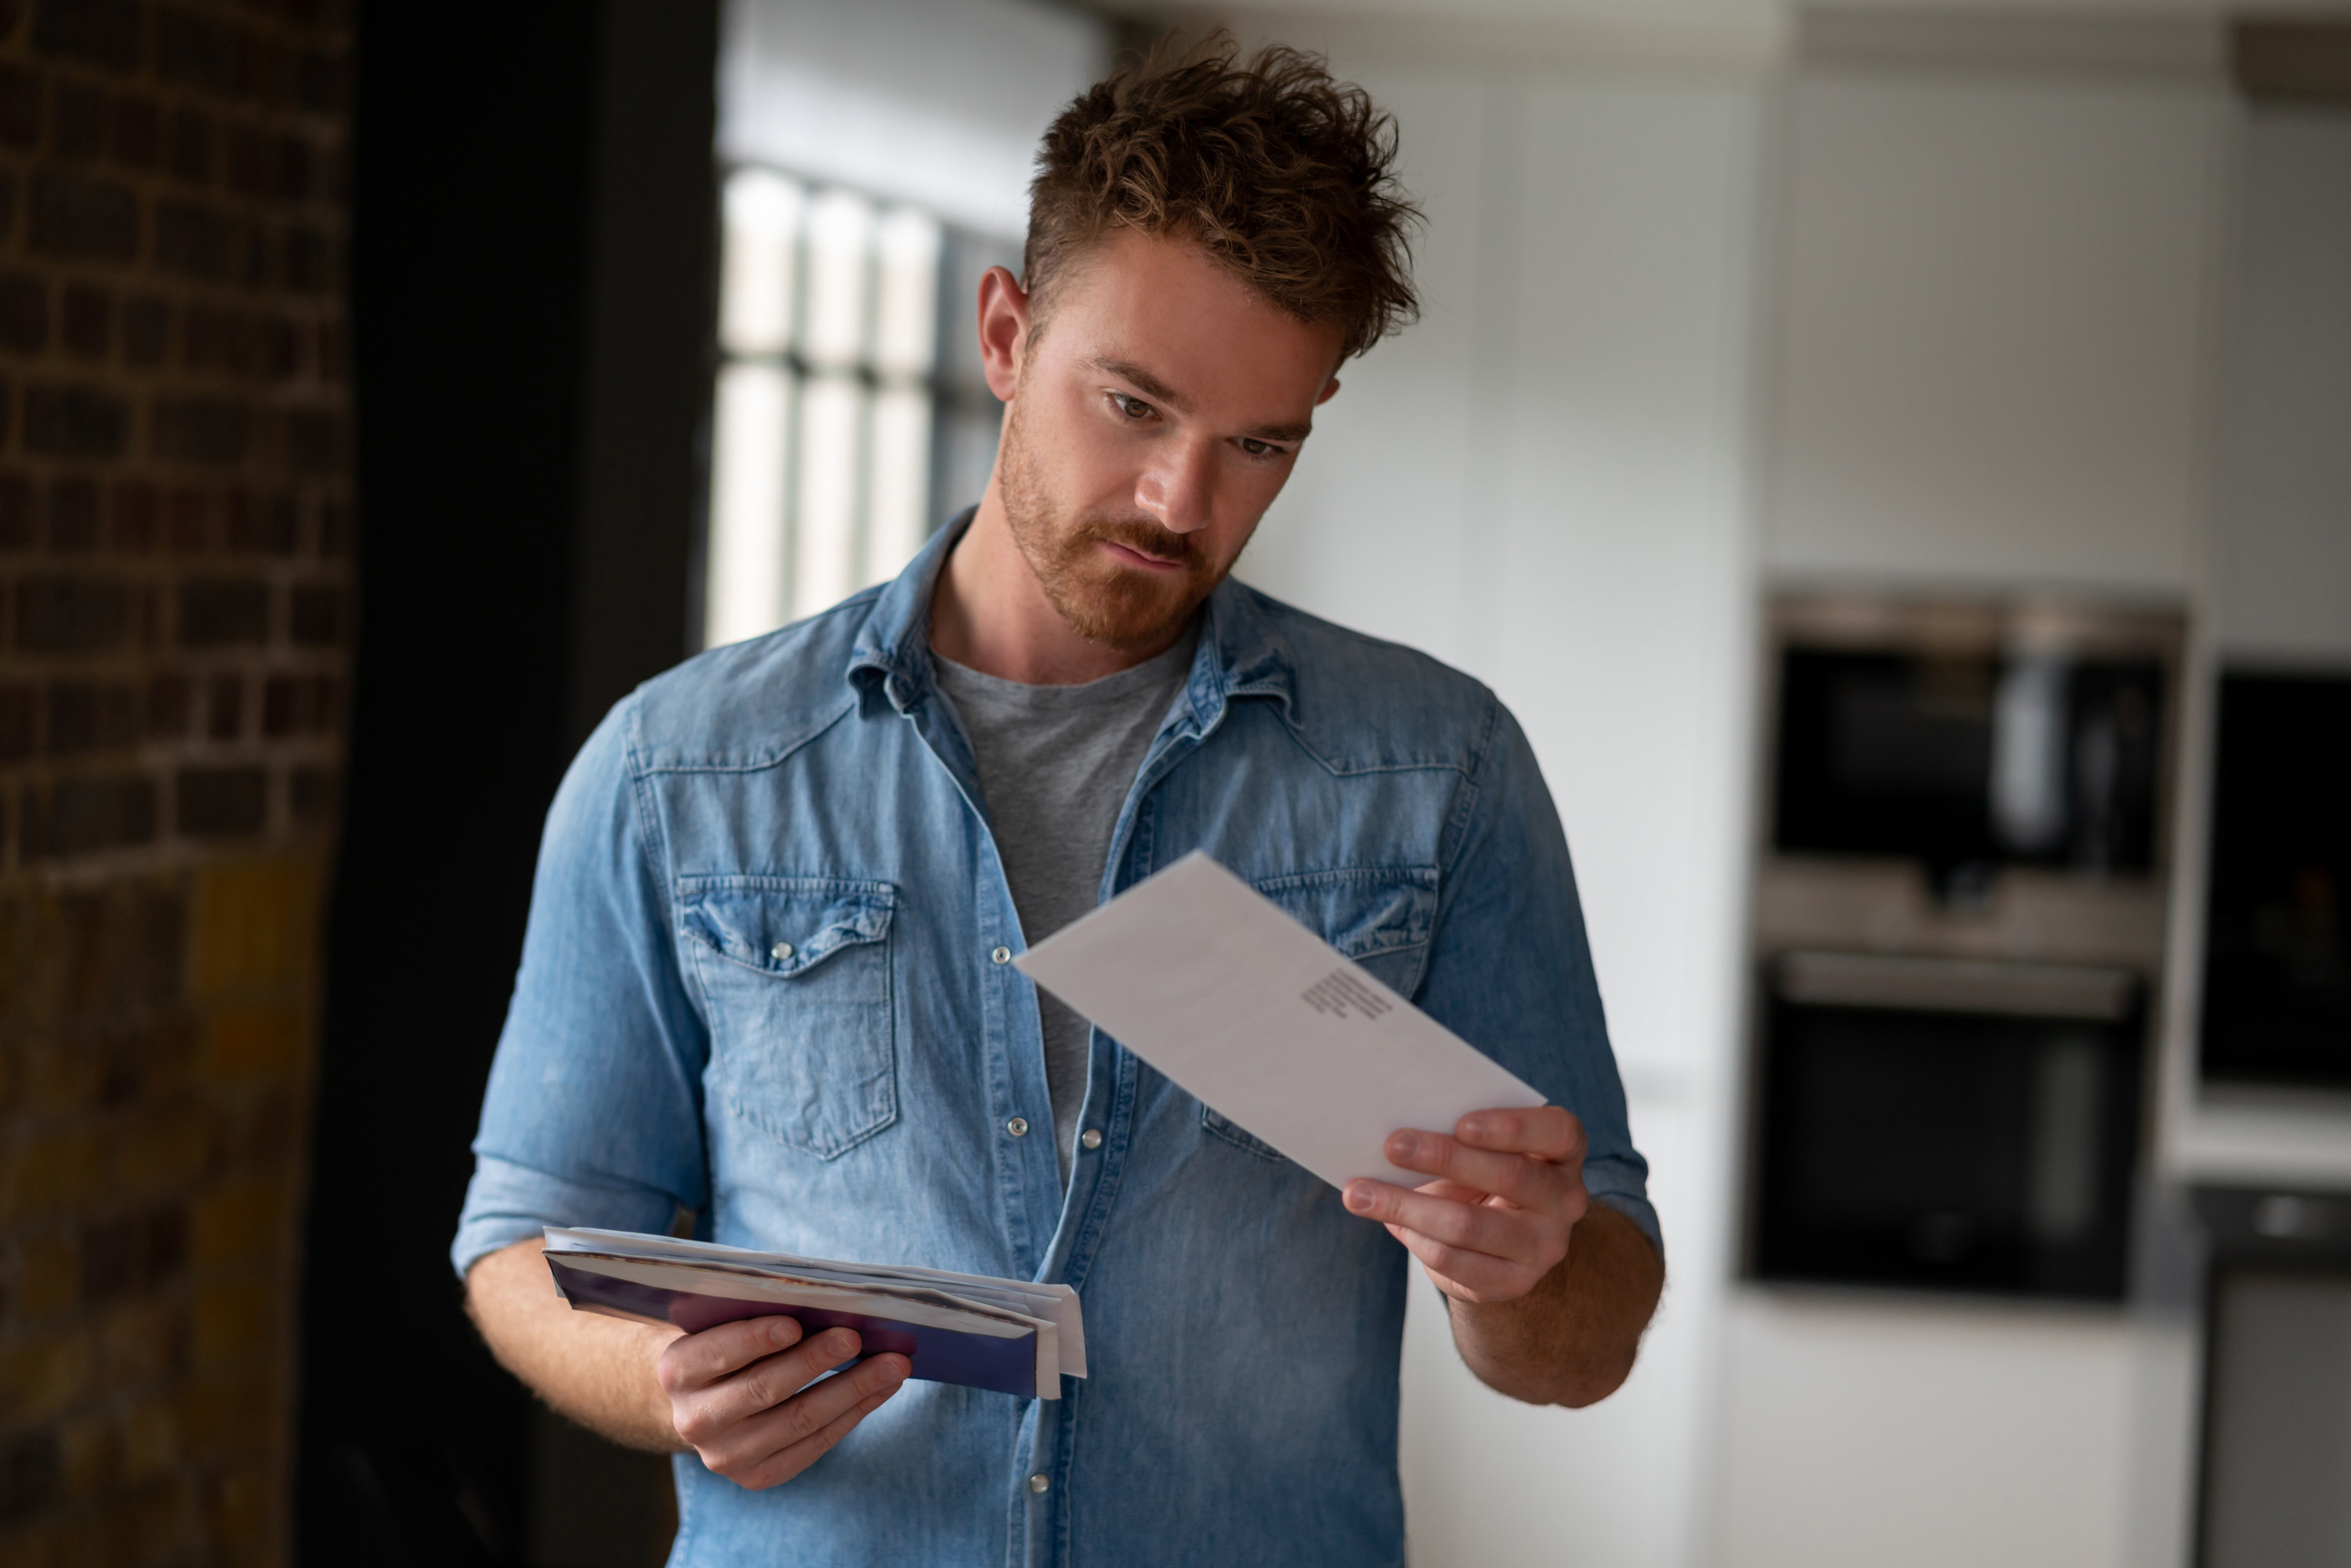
[1080,1128,1103,1150]
[1029,1474,1050,1494]
[991,945,1012,965]
[1005,1117,1029,1138]
[768,941,793,961]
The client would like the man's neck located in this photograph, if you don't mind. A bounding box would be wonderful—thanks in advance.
[929,486,1187,686]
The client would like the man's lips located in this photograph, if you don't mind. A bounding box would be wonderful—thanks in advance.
[1099,538,1187,572]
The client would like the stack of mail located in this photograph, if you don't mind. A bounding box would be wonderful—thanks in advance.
[542,1227,1085,1400]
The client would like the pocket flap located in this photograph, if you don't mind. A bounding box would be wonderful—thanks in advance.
[1250,867,1436,960]
[680,879,896,979]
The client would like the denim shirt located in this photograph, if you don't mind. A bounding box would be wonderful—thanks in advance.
[453,515,1657,1568]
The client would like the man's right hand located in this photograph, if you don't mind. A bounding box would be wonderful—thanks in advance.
[465,1238,912,1479]
[658,1316,911,1490]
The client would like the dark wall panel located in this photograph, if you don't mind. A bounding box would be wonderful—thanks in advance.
[298,4,713,1560]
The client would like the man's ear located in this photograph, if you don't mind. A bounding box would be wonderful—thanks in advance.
[1316,376,1342,407]
[976,266,1031,402]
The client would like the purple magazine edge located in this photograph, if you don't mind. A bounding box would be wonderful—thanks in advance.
[545,1255,1047,1400]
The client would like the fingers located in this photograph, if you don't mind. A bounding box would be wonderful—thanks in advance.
[1346,1178,1534,1259]
[657,1313,807,1396]
[697,1352,912,1490]
[1386,1222,1549,1301]
[1344,1155,1590,1303]
[668,1324,861,1443]
[1455,1105,1585,1164]
[1382,1128,1570,1207]
[738,1374,907,1490]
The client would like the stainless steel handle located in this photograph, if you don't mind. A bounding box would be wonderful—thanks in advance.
[1774,950,2141,1021]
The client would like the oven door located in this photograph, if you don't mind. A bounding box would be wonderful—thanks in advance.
[1751,951,2146,1300]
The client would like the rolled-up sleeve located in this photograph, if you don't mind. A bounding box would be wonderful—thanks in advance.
[450,697,710,1277]
[1413,696,1661,1258]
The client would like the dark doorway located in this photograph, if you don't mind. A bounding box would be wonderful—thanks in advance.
[295,4,715,1561]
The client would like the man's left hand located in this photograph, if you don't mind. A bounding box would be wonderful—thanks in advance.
[1341,1106,1590,1304]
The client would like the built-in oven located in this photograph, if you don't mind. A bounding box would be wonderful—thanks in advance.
[1770,603,2170,902]
[2199,671,2351,1091]
[1752,951,2144,1298]
[1744,596,2183,1302]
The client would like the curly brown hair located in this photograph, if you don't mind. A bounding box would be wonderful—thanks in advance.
[1024,31,1422,362]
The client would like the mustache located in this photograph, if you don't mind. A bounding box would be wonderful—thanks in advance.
[1074,516,1204,567]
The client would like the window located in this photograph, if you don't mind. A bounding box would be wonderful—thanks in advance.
[703,166,1009,647]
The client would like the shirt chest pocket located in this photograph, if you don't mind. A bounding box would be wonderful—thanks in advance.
[1199,867,1439,1162]
[680,878,898,1160]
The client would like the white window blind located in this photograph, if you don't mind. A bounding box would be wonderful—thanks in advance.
[705,168,952,646]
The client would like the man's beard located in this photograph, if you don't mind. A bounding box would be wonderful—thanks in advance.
[995,400,1226,655]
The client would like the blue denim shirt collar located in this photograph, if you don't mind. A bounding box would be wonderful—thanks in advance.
[846,509,1299,738]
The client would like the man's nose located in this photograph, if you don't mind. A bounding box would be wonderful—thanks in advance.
[1135,436,1218,534]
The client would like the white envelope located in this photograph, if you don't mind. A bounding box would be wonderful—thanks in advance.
[1015,852,1545,1189]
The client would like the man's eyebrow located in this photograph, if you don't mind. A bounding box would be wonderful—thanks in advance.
[1090,357,1314,444]
[1244,419,1315,444]
[1089,357,1187,411]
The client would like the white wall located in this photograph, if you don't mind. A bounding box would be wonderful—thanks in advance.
[1230,28,1766,1568]
[2209,106,2351,665]
[1709,1293,2197,1568]
[1761,65,2226,595]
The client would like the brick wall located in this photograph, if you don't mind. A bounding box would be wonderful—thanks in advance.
[0,0,350,1562]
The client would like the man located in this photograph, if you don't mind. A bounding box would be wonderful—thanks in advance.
[457,37,1662,1566]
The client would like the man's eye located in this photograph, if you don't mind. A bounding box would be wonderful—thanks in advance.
[1240,438,1277,457]
[1113,394,1153,419]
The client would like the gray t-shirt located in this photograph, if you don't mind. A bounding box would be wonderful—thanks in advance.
[933,627,1197,1183]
